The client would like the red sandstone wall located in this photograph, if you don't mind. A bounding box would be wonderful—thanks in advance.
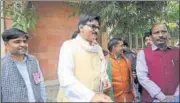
[4,1,105,81]
[28,1,79,80]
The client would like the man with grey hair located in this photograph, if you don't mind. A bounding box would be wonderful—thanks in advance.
[136,23,179,102]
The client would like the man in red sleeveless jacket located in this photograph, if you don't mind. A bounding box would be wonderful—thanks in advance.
[136,23,179,102]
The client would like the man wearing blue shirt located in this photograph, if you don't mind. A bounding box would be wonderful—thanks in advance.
[1,28,47,102]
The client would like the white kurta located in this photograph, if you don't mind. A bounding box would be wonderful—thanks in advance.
[57,35,107,102]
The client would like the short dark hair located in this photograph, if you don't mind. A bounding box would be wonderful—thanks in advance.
[2,28,28,42]
[123,39,129,47]
[143,30,151,41]
[78,14,101,26]
[108,37,122,52]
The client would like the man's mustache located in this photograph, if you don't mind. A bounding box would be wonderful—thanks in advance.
[157,37,166,41]
[92,32,98,36]
[18,47,27,50]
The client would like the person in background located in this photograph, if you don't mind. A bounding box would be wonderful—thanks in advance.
[56,14,112,102]
[136,23,179,102]
[1,28,47,102]
[122,39,142,102]
[102,49,108,57]
[143,30,153,48]
[122,39,137,78]
[106,37,136,102]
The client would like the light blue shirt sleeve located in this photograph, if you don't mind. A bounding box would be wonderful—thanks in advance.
[36,60,48,102]
[15,58,35,102]
[136,50,166,101]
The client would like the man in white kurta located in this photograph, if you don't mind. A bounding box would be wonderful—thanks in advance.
[57,14,112,102]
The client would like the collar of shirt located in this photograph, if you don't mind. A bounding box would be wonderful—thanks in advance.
[14,56,27,64]
[6,54,29,63]
[152,43,171,51]
[109,53,125,61]
[76,34,99,53]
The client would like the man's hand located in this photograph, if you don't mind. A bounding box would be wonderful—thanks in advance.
[161,95,174,102]
[103,79,111,93]
[90,93,113,102]
[132,90,137,101]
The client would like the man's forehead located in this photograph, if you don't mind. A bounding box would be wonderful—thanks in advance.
[152,24,167,31]
[11,36,28,41]
[86,20,99,25]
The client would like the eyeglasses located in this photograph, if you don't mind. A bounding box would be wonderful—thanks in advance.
[85,24,100,30]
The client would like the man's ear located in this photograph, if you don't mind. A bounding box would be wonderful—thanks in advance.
[78,24,83,30]
[167,33,171,39]
[4,41,8,46]
[4,42,9,51]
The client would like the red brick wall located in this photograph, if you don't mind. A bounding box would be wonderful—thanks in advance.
[28,1,79,80]
[3,1,105,81]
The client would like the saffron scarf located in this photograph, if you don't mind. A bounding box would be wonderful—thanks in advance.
[107,56,114,101]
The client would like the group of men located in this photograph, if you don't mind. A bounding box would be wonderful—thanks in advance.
[1,14,179,102]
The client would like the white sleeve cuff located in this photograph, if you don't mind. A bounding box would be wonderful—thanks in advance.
[155,92,166,101]
[174,85,179,96]
[63,79,96,102]
[87,90,95,102]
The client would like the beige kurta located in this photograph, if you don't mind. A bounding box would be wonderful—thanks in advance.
[57,37,106,102]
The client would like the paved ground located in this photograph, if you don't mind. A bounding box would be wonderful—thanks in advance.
[45,80,59,102]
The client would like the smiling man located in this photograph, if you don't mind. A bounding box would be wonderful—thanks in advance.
[1,28,47,102]
[136,23,179,102]
[107,38,136,102]
[56,14,112,102]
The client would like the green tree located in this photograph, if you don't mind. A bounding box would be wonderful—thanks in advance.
[68,1,179,48]
[68,1,168,37]
[2,0,38,32]
[166,1,179,23]
[166,1,179,40]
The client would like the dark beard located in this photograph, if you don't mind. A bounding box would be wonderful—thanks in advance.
[155,42,168,50]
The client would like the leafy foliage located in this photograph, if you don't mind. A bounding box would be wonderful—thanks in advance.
[166,1,179,23]
[68,1,178,38]
[1,1,178,46]
[2,0,38,32]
